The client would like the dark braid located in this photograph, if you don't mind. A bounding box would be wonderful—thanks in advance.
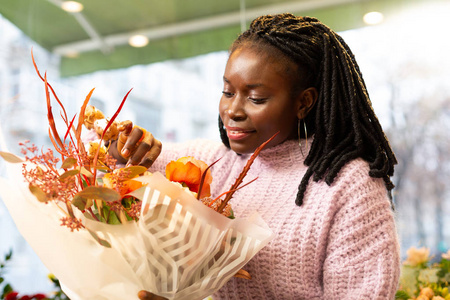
[218,13,397,207]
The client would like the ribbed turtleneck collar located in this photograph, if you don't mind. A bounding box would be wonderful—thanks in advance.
[250,138,312,168]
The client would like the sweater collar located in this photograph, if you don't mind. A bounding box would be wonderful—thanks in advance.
[251,138,311,168]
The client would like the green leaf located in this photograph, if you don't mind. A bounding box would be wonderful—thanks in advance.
[121,197,136,209]
[122,166,147,179]
[106,209,121,225]
[29,184,48,202]
[61,157,77,169]
[395,290,411,300]
[87,229,111,248]
[5,249,12,261]
[71,197,93,211]
[59,169,80,181]
[99,204,121,224]
[227,208,235,219]
[0,151,24,163]
[2,283,13,295]
[74,186,120,202]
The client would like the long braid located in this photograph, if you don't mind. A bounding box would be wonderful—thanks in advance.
[219,13,397,207]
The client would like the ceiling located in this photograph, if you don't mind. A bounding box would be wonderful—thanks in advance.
[0,0,429,77]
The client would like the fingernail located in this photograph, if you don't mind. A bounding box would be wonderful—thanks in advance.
[121,148,130,156]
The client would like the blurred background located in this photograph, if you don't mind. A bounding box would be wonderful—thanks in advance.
[0,0,449,294]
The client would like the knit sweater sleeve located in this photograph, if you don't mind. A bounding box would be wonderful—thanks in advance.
[322,160,401,299]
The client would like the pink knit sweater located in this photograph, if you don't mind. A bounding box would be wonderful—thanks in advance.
[150,139,401,300]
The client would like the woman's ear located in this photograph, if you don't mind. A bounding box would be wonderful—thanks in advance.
[296,87,318,119]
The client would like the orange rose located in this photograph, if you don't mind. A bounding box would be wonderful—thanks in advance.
[165,156,212,199]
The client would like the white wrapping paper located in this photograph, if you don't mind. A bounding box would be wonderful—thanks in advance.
[0,162,274,300]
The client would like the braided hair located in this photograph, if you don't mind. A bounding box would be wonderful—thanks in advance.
[218,13,397,206]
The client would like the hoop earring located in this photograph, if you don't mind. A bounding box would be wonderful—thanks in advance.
[304,120,308,154]
[298,119,308,157]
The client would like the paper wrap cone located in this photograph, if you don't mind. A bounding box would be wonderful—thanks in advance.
[0,162,274,300]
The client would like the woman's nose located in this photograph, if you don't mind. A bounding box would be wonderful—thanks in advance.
[226,98,246,120]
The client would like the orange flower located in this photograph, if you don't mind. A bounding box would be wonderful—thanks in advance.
[165,156,212,199]
[103,170,143,196]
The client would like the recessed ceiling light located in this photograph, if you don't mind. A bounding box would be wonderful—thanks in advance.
[61,1,84,13]
[363,11,384,25]
[129,35,149,47]
[64,51,80,58]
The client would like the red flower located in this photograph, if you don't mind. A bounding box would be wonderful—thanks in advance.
[31,294,47,300]
[5,291,19,300]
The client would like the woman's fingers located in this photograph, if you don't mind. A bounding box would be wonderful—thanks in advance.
[109,122,161,167]
[121,126,145,158]
[116,120,133,155]
[127,132,162,168]
[138,139,162,168]
[128,142,152,166]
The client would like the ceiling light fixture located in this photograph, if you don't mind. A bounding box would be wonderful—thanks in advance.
[61,1,84,13]
[64,51,80,58]
[128,35,149,47]
[363,11,384,25]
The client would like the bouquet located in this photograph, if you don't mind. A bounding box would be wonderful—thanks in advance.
[0,53,274,300]
[396,246,450,300]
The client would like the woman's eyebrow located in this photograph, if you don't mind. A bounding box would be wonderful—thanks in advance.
[223,76,264,88]
[246,83,263,88]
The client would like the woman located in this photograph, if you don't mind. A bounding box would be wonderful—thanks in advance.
[118,13,400,299]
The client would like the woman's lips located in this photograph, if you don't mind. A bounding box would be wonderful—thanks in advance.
[225,127,255,140]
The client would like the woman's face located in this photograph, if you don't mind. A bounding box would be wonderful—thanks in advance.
[219,46,301,154]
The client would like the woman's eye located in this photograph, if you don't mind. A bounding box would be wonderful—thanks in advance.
[222,91,234,97]
[249,97,267,104]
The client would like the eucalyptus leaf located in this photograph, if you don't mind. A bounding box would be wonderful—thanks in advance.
[61,157,77,169]
[59,169,79,181]
[94,165,110,172]
[74,186,120,202]
[79,166,93,177]
[71,196,94,211]
[0,151,24,163]
[123,165,147,178]
[87,228,111,248]
[29,184,48,202]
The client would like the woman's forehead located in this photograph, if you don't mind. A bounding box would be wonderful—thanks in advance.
[227,46,300,84]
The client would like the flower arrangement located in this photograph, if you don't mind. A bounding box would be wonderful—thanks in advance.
[0,52,274,299]
[396,247,450,300]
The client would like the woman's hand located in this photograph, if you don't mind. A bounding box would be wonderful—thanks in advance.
[137,290,168,300]
[108,121,162,168]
